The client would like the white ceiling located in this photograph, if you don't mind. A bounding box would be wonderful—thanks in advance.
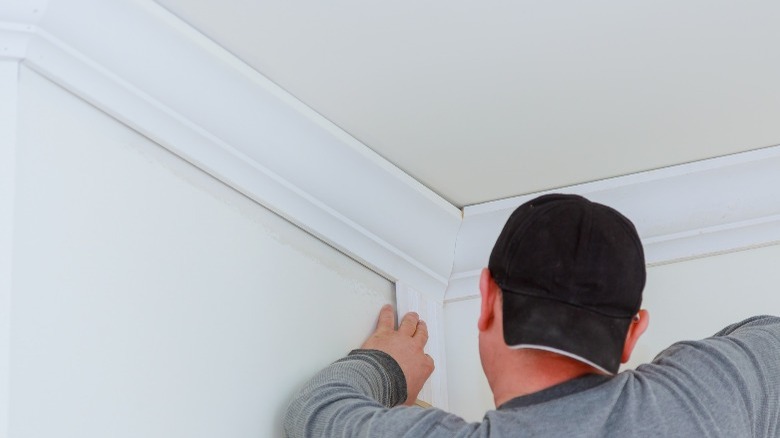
[156,0,780,207]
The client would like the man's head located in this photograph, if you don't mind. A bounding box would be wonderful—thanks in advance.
[481,193,647,375]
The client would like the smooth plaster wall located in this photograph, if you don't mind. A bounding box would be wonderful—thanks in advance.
[445,243,780,422]
[9,68,394,437]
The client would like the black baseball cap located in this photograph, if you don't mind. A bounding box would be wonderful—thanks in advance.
[488,193,646,374]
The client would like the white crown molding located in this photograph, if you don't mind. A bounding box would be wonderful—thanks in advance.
[445,145,780,301]
[4,0,462,301]
[9,0,779,304]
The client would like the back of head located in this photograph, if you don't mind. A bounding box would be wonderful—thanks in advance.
[489,193,646,374]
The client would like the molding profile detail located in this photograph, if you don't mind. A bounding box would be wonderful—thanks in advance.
[446,145,780,301]
[1,0,462,302]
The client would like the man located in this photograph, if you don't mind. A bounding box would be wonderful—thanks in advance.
[284,194,780,437]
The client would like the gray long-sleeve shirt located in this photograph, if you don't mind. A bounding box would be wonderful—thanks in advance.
[284,315,780,437]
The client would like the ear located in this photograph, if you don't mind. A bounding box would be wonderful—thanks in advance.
[621,309,649,364]
[478,268,498,332]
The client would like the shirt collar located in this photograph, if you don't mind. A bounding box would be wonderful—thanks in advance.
[498,373,612,410]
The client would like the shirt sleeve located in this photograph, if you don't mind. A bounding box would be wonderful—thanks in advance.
[283,349,476,438]
[712,315,780,437]
[647,315,780,437]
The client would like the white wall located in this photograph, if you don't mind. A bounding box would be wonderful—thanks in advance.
[8,55,780,434]
[0,60,20,438]
[8,67,394,437]
[626,244,780,368]
[445,243,780,422]
[443,297,494,423]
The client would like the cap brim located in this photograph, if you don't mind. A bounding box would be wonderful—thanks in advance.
[502,291,632,374]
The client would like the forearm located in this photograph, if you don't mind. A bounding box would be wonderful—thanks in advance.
[283,349,407,437]
[285,304,472,437]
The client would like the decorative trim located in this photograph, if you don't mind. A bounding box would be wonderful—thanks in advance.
[395,282,448,409]
[8,0,461,301]
[445,145,780,301]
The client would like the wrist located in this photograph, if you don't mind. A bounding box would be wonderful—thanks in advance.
[347,349,408,406]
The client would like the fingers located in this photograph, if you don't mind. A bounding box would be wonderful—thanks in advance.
[413,319,429,347]
[375,304,396,333]
[398,311,420,336]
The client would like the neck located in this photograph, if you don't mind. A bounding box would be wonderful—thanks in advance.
[488,349,599,407]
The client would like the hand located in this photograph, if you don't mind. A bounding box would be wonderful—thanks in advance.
[361,304,435,406]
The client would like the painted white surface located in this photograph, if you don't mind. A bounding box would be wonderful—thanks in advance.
[0,0,47,61]
[10,68,394,437]
[5,1,780,429]
[446,147,780,300]
[444,243,780,421]
[395,283,448,409]
[12,0,460,301]
[9,0,780,307]
[157,0,780,206]
[625,243,780,369]
[444,298,493,423]
[0,60,19,438]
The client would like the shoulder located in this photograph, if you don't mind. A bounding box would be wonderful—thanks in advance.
[712,314,780,338]
[625,315,780,433]
[652,315,780,369]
